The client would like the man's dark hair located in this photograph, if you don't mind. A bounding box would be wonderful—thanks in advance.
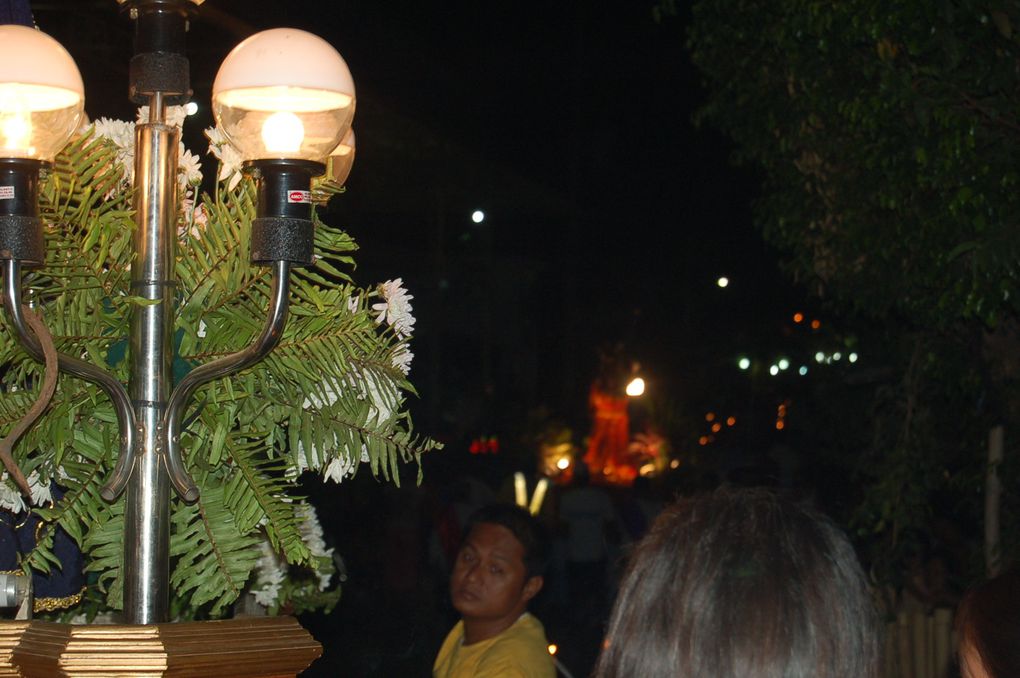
[593,486,880,678]
[464,503,550,579]
[956,567,1020,678]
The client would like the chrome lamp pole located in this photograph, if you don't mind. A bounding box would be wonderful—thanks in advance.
[0,2,356,625]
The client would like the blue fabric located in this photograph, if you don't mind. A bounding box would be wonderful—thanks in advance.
[0,0,33,27]
[0,484,85,605]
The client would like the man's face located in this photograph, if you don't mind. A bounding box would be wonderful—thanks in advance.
[450,522,541,623]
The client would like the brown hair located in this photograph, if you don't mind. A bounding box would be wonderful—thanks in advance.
[956,568,1020,678]
[593,487,880,678]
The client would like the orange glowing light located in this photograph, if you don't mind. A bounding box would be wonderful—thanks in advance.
[776,420,785,430]
[711,422,722,433]
[810,319,821,330]
[705,412,715,422]
[699,436,709,446]
[726,416,736,426]
[793,312,804,323]
[548,644,558,656]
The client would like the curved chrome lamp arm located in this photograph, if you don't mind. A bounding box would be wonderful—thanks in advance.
[163,260,292,502]
[2,259,137,501]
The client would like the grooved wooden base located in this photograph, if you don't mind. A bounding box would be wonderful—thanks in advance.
[0,616,321,677]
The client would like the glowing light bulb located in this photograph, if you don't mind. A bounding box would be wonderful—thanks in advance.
[556,457,570,470]
[261,111,305,154]
[626,377,645,397]
[472,210,485,223]
[0,112,31,152]
[738,357,751,370]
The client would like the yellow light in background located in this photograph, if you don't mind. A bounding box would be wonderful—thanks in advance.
[514,472,527,509]
[529,478,549,516]
[670,459,680,469]
[556,457,570,470]
[625,377,645,397]
[548,644,558,656]
[717,276,729,288]
[639,463,656,476]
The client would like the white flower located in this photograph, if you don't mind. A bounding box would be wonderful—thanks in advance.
[293,374,398,481]
[371,278,415,338]
[251,540,286,608]
[0,473,26,513]
[297,505,334,591]
[178,145,203,187]
[28,472,51,507]
[346,294,360,315]
[0,471,51,512]
[302,377,342,410]
[90,117,135,184]
[205,126,243,190]
[391,345,413,375]
[136,105,189,129]
[323,454,356,484]
[91,117,134,149]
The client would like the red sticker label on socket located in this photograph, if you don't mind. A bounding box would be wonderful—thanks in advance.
[287,190,311,204]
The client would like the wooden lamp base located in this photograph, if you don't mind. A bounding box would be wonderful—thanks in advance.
[0,616,321,677]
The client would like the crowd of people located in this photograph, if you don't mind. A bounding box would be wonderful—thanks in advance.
[301,457,1020,677]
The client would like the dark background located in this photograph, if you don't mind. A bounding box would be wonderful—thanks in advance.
[31,2,823,675]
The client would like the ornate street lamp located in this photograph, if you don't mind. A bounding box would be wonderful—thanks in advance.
[0,1,355,630]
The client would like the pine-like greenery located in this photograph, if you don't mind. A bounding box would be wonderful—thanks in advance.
[0,129,438,619]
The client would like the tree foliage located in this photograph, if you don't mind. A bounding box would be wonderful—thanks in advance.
[689,0,1020,327]
[688,0,1020,584]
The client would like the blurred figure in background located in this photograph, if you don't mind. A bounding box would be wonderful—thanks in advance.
[593,486,880,678]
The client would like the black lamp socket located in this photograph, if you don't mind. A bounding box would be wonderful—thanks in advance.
[247,159,325,267]
[0,158,45,265]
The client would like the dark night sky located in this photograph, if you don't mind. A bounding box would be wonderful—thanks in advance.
[34,0,806,445]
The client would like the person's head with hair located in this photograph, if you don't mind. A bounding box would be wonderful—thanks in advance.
[593,486,880,678]
[955,567,1020,678]
[449,503,551,644]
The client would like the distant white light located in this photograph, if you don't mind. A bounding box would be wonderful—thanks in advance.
[556,457,570,470]
[849,352,859,363]
[769,365,779,376]
[626,377,645,397]
[833,352,842,361]
[778,358,790,370]
[738,357,751,370]
[471,210,485,223]
[717,277,730,288]
[799,366,808,376]
[815,351,825,363]
[185,101,199,116]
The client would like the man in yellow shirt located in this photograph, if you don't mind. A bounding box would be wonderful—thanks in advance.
[433,503,556,677]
